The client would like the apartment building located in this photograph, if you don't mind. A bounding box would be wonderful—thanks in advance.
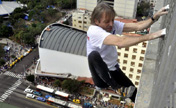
[76,0,138,19]
[117,36,148,88]
[72,9,91,31]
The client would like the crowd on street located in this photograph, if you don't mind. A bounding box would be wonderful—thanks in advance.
[0,38,33,73]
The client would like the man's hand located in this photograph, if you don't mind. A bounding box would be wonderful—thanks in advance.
[153,5,169,20]
[150,28,166,39]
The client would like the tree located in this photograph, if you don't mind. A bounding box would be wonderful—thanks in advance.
[0,59,5,66]
[26,74,34,82]
[53,79,61,87]
[61,79,84,93]
[57,0,76,9]
[0,16,3,24]
[137,1,150,17]
[0,45,5,58]
[0,25,13,38]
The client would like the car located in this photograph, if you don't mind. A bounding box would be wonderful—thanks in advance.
[23,52,28,56]
[45,95,53,99]
[37,97,46,102]
[24,88,33,93]
[26,93,35,99]
[73,99,80,104]
[33,91,42,96]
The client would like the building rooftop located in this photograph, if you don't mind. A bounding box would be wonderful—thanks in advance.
[0,0,24,16]
[39,23,87,56]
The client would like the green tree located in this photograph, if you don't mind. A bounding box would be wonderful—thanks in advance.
[53,79,61,87]
[61,79,84,93]
[0,16,3,24]
[137,1,150,17]
[57,0,76,9]
[26,74,34,82]
[0,59,5,66]
[0,45,5,58]
[0,25,13,38]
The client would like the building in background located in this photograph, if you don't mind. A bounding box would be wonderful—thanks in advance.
[117,36,148,88]
[37,23,91,78]
[72,9,91,31]
[76,0,138,19]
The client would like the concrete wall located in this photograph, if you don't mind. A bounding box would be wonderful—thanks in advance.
[135,0,176,107]
[77,0,97,11]
[39,48,91,77]
[114,0,138,18]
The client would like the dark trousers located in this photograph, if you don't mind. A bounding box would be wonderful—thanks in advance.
[88,51,137,102]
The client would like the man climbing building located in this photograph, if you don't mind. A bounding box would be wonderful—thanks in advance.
[87,2,168,102]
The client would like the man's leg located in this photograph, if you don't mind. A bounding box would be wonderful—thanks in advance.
[88,51,120,89]
[110,66,137,102]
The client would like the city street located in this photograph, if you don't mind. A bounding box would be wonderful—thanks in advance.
[10,47,39,75]
[0,45,55,108]
[0,72,54,108]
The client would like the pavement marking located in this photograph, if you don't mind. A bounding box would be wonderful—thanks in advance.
[0,79,22,102]
[3,71,23,79]
[26,97,57,108]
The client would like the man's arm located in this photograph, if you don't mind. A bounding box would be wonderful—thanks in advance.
[103,29,165,48]
[123,5,169,32]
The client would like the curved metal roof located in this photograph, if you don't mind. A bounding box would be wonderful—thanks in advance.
[39,23,87,56]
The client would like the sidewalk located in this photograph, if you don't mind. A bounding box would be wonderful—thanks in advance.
[0,38,32,69]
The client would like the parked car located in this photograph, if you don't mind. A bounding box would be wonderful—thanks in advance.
[33,91,42,96]
[26,93,35,99]
[73,99,80,104]
[45,95,53,99]
[37,97,46,102]
[23,52,28,56]
[24,88,33,93]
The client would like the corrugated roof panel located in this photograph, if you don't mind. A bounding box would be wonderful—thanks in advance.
[68,32,83,54]
[62,30,76,52]
[53,28,66,51]
[40,23,87,56]
[49,27,63,50]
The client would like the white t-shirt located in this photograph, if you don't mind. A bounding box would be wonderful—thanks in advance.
[87,20,124,71]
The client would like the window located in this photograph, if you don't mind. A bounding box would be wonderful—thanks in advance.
[138,63,143,67]
[122,67,126,70]
[123,60,127,64]
[140,57,144,61]
[130,68,134,72]
[136,76,140,80]
[141,50,145,54]
[131,62,135,67]
[125,47,129,51]
[142,42,147,47]
[132,55,136,60]
[83,21,87,24]
[78,21,82,23]
[133,48,137,53]
[129,74,133,78]
[84,17,87,19]
[118,52,121,56]
[135,82,139,85]
[124,54,128,58]
[137,69,141,74]
[117,59,120,63]
[79,26,82,28]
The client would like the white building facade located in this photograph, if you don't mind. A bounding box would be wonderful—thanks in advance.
[76,0,138,19]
